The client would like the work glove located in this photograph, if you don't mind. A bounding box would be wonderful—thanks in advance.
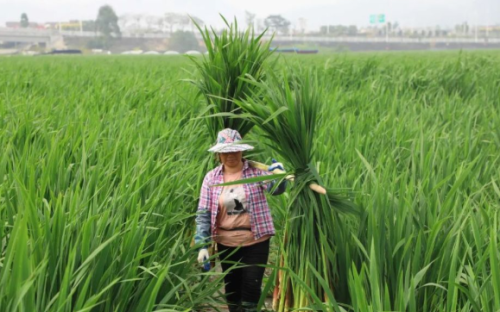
[268,159,285,172]
[197,248,210,271]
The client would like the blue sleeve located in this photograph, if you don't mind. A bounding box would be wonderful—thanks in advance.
[194,210,211,248]
[194,174,212,249]
[266,178,287,196]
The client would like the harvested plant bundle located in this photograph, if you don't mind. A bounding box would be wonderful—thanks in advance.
[233,70,361,311]
[189,17,274,139]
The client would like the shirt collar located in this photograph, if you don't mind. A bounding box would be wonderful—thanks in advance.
[215,158,249,176]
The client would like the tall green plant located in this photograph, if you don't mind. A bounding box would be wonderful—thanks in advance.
[0,56,225,312]
[188,16,275,140]
[229,69,360,310]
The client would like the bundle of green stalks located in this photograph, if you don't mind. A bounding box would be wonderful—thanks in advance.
[228,69,362,311]
[189,16,274,140]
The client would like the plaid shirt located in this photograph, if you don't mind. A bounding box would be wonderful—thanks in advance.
[194,159,282,247]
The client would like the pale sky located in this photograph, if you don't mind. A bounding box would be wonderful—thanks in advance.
[1,0,499,30]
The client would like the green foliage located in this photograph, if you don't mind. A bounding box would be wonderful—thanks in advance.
[264,15,291,35]
[189,17,274,140]
[0,56,224,312]
[288,52,500,312]
[96,5,121,43]
[20,13,29,28]
[0,51,499,312]
[320,25,358,36]
[82,20,96,32]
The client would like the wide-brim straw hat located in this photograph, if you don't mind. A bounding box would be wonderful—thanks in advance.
[208,128,254,153]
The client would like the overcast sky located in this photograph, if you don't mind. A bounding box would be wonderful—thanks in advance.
[1,0,499,30]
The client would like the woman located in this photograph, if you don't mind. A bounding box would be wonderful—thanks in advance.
[194,128,286,312]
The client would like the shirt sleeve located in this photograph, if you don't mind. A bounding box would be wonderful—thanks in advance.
[194,173,212,248]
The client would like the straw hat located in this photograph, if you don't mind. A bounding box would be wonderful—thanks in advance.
[208,128,254,153]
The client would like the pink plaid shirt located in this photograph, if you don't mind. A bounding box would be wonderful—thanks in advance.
[194,160,278,247]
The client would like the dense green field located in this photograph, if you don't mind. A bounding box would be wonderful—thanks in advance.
[0,52,499,311]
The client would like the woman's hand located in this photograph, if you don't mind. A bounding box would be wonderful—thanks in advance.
[197,248,209,264]
[268,159,285,172]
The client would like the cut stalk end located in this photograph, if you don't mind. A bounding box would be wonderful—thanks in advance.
[310,183,327,195]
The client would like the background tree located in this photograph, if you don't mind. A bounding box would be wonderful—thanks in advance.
[168,30,199,52]
[118,14,133,32]
[435,25,442,37]
[155,16,165,32]
[164,13,179,34]
[144,15,160,32]
[348,25,358,36]
[264,15,291,35]
[319,25,330,35]
[455,22,470,36]
[189,15,204,32]
[319,25,355,36]
[96,5,121,39]
[298,18,307,34]
[255,18,265,32]
[177,14,190,31]
[20,13,29,28]
[164,13,193,33]
[130,14,146,34]
[82,20,96,32]
[245,11,256,28]
[393,22,400,33]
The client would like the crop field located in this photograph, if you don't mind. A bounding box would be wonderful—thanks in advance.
[0,52,499,312]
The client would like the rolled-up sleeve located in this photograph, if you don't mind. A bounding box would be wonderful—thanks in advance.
[194,174,212,248]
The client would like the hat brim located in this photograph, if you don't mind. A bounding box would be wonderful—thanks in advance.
[208,143,254,153]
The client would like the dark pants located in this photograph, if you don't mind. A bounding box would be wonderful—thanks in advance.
[217,239,270,310]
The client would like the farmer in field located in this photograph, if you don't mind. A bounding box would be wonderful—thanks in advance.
[194,128,286,312]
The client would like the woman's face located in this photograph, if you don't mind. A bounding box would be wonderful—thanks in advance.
[219,151,243,168]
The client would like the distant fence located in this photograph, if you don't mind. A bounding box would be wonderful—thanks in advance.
[60,30,500,44]
[270,36,500,44]
[2,27,500,45]
[59,31,500,44]
[60,30,172,39]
